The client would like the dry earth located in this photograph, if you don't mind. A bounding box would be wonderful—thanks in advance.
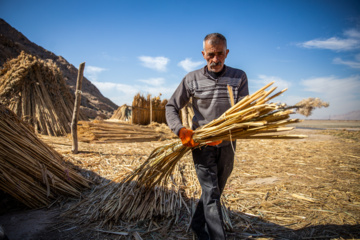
[0,126,359,240]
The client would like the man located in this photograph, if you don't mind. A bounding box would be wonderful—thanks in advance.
[165,33,249,240]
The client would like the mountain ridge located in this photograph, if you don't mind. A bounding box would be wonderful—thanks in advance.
[0,18,118,119]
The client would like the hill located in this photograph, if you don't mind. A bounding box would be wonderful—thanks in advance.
[0,18,118,119]
[330,110,360,120]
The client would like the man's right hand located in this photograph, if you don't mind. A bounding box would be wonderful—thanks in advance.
[179,128,199,148]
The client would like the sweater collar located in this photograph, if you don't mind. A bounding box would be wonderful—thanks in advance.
[203,65,227,79]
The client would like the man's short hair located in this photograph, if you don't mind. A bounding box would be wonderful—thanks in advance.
[203,33,227,50]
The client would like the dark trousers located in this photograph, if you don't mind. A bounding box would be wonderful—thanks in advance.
[190,143,235,240]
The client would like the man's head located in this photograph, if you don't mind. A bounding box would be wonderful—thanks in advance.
[202,33,229,73]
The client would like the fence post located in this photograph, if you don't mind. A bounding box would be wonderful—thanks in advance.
[71,62,85,154]
[149,95,152,124]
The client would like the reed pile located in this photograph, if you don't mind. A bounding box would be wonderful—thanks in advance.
[0,104,90,208]
[64,82,330,228]
[110,104,131,122]
[77,120,176,143]
[132,93,167,125]
[0,51,87,136]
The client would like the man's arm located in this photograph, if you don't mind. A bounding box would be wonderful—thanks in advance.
[165,77,191,136]
[236,72,249,102]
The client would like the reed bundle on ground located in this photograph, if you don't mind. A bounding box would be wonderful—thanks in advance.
[132,93,167,125]
[77,120,176,143]
[0,51,87,136]
[64,82,329,228]
[0,104,89,208]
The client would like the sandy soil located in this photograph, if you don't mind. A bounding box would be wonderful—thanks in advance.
[0,127,359,240]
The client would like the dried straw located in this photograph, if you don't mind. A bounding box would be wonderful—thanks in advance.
[110,104,132,122]
[0,104,89,208]
[77,120,176,143]
[131,93,167,125]
[0,51,87,136]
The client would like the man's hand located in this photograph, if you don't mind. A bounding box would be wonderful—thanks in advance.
[206,140,223,146]
[179,128,199,148]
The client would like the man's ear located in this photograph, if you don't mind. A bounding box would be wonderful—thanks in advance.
[225,49,229,58]
[202,50,206,59]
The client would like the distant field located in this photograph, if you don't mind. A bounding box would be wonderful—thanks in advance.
[289,119,360,130]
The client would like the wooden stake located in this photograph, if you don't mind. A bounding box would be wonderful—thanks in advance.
[71,62,85,154]
[150,95,152,124]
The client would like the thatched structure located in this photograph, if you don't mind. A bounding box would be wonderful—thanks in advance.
[0,104,89,208]
[110,104,132,122]
[0,51,87,136]
[131,93,167,125]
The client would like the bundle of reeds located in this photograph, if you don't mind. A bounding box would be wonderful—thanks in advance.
[110,104,132,122]
[0,104,89,208]
[180,98,194,129]
[0,51,87,136]
[77,120,176,143]
[64,82,329,227]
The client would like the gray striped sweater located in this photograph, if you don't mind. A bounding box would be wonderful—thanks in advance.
[166,65,249,138]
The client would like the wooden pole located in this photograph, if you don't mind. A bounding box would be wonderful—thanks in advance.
[149,95,152,124]
[71,62,85,154]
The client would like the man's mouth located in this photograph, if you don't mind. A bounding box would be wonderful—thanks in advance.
[210,62,222,67]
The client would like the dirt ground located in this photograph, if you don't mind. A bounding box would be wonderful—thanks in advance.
[0,125,359,240]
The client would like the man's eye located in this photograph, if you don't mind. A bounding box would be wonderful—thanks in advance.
[208,54,214,58]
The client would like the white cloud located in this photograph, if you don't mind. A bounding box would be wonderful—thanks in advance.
[138,78,165,86]
[91,79,177,106]
[252,75,291,92]
[333,53,360,69]
[301,75,360,95]
[300,75,360,118]
[178,58,204,72]
[297,29,360,51]
[345,29,360,39]
[138,56,169,72]
[84,66,107,81]
[92,81,137,94]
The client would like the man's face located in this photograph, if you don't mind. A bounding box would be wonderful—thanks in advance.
[202,40,229,72]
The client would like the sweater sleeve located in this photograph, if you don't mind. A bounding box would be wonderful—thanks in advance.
[236,72,249,102]
[165,77,191,136]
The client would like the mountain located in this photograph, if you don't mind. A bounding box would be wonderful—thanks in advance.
[330,110,360,120]
[0,18,118,119]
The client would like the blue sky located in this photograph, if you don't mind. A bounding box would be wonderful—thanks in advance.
[1,0,360,119]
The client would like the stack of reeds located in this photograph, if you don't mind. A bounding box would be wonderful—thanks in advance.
[151,95,168,124]
[110,104,132,122]
[0,51,87,136]
[180,98,194,129]
[131,93,167,125]
[0,104,89,208]
[77,120,176,143]
[64,82,328,227]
